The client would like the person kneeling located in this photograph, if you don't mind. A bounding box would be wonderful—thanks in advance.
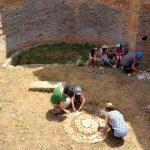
[71,86,85,112]
[121,51,143,73]
[101,102,128,138]
[50,83,74,115]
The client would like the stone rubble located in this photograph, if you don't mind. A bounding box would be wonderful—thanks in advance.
[63,112,106,143]
[88,67,112,79]
[137,72,150,81]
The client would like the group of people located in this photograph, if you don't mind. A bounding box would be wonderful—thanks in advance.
[50,83,85,114]
[50,83,128,139]
[89,42,144,73]
[49,42,139,139]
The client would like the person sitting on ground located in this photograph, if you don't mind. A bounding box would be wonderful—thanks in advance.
[88,46,97,68]
[100,45,113,67]
[113,42,125,68]
[107,48,116,60]
[121,51,143,73]
[100,102,128,138]
[50,83,74,114]
[71,86,85,111]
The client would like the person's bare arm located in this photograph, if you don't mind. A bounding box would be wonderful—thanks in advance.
[99,114,110,133]
[89,53,92,58]
[104,114,109,129]
[60,101,70,114]
[131,64,142,72]
[115,48,118,55]
[71,96,76,112]
[79,94,85,111]
[122,47,125,55]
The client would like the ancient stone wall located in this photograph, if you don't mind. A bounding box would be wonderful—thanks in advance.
[135,0,150,62]
[0,0,149,62]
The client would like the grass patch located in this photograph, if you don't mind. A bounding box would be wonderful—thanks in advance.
[17,43,95,65]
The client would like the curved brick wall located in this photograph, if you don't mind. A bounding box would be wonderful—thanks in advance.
[0,0,150,62]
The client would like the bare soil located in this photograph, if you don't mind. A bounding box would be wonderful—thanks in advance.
[0,64,150,150]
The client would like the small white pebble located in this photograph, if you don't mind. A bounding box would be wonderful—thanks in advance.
[128,73,131,77]
[20,138,24,141]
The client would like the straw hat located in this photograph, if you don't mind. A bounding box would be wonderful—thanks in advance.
[105,102,114,109]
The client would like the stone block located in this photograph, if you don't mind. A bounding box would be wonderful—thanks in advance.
[29,81,65,92]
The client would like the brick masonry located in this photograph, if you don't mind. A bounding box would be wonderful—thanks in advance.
[0,0,150,63]
[135,0,150,62]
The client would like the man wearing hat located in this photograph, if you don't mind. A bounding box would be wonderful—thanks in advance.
[121,51,143,73]
[100,102,128,138]
[71,86,85,111]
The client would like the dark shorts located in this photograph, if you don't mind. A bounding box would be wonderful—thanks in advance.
[108,123,115,136]
[123,67,133,73]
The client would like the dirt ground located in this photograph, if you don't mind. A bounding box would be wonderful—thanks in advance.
[0,64,150,150]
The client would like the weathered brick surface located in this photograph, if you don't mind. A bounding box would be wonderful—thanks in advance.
[0,0,149,62]
[135,1,150,62]
[29,81,65,92]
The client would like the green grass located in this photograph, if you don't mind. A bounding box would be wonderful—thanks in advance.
[17,42,96,65]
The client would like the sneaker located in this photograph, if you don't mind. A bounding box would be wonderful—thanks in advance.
[52,108,62,115]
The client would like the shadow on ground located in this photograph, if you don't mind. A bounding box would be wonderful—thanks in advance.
[25,64,150,149]
[46,109,67,122]
[104,132,124,148]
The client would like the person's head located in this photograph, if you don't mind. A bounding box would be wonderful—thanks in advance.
[98,109,108,118]
[101,45,108,54]
[116,42,123,49]
[93,47,98,51]
[104,102,116,112]
[136,51,143,61]
[75,86,82,96]
[64,86,74,98]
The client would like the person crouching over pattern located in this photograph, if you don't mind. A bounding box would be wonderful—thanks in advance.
[100,102,128,139]
[50,83,74,115]
[71,86,85,112]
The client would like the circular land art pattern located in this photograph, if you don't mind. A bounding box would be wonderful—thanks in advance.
[63,112,106,143]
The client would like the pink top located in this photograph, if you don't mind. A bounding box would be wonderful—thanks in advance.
[116,48,124,55]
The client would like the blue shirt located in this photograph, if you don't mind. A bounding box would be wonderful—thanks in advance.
[121,52,137,68]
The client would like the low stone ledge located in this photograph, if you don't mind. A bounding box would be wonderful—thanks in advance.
[29,81,65,92]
